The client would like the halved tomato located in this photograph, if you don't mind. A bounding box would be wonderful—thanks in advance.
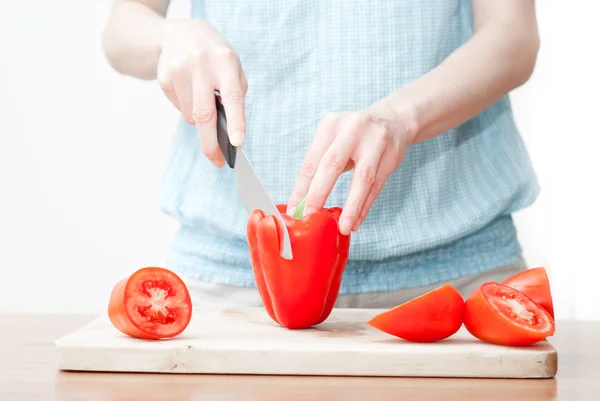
[108,267,192,340]
[367,284,465,342]
[463,282,555,346]
[502,267,555,319]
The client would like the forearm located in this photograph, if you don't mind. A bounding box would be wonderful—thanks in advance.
[102,0,170,80]
[380,0,540,144]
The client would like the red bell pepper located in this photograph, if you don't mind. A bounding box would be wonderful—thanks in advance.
[246,203,350,329]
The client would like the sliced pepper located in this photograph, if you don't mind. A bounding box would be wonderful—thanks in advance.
[246,203,350,329]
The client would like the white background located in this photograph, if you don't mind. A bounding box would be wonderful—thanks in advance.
[1,1,598,320]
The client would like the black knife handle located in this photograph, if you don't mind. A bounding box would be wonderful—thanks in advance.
[215,92,237,168]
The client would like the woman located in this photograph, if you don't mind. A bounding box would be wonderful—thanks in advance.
[102,0,540,308]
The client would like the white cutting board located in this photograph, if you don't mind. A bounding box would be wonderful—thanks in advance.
[55,307,557,378]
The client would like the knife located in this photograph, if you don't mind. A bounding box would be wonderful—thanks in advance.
[214,92,293,260]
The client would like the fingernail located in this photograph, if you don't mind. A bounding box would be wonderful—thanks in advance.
[230,131,244,146]
[340,219,352,234]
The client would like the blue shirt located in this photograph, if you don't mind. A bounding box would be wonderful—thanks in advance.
[158,0,539,294]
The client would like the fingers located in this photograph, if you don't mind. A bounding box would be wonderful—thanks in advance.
[353,142,402,231]
[338,162,379,235]
[286,113,342,216]
[288,109,402,235]
[157,38,247,168]
[338,125,389,235]
[189,51,246,167]
[190,72,225,167]
[218,64,247,146]
[302,114,367,216]
[172,68,195,125]
[353,174,385,231]
[157,66,181,111]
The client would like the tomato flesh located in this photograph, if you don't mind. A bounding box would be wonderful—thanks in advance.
[501,267,555,319]
[133,278,179,325]
[108,267,192,340]
[367,284,465,343]
[464,282,555,346]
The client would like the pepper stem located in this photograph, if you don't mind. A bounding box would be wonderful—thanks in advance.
[293,197,307,219]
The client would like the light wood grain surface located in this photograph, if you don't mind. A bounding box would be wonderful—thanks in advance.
[1,314,599,401]
[55,307,557,378]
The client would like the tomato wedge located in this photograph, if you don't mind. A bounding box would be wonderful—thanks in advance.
[367,284,465,342]
[463,282,555,346]
[502,267,555,319]
[108,267,192,340]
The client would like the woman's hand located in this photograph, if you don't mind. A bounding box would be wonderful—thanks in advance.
[284,0,540,236]
[287,105,417,236]
[157,20,247,167]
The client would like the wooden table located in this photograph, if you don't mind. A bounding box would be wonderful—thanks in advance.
[1,314,598,401]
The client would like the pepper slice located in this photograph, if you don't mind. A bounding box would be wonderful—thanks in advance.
[246,204,350,329]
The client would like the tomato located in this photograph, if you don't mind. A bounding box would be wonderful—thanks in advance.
[108,267,192,340]
[502,267,555,319]
[463,282,555,346]
[367,284,465,342]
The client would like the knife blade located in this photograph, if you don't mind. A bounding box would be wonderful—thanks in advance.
[214,92,293,260]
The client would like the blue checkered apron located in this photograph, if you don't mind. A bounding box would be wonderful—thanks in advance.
[158,0,539,293]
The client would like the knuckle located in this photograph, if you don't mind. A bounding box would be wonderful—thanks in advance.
[157,67,175,89]
[157,65,171,85]
[224,88,244,103]
[352,111,371,128]
[158,76,173,92]
[375,126,390,143]
[299,162,318,179]
[322,112,338,124]
[371,181,384,197]
[357,165,377,185]
[317,113,340,137]
[324,152,344,172]
[240,74,249,92]
[192,107,214,123]
[215,47,238,62]
[318,112,339,131]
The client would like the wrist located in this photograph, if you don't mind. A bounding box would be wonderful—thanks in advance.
[370,97,421,146]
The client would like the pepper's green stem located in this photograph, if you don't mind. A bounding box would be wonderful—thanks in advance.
[293,197,307,219]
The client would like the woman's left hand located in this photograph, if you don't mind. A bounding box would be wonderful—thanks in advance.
[286,105,416,236]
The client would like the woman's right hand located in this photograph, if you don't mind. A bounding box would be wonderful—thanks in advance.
[157,20,247,167]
